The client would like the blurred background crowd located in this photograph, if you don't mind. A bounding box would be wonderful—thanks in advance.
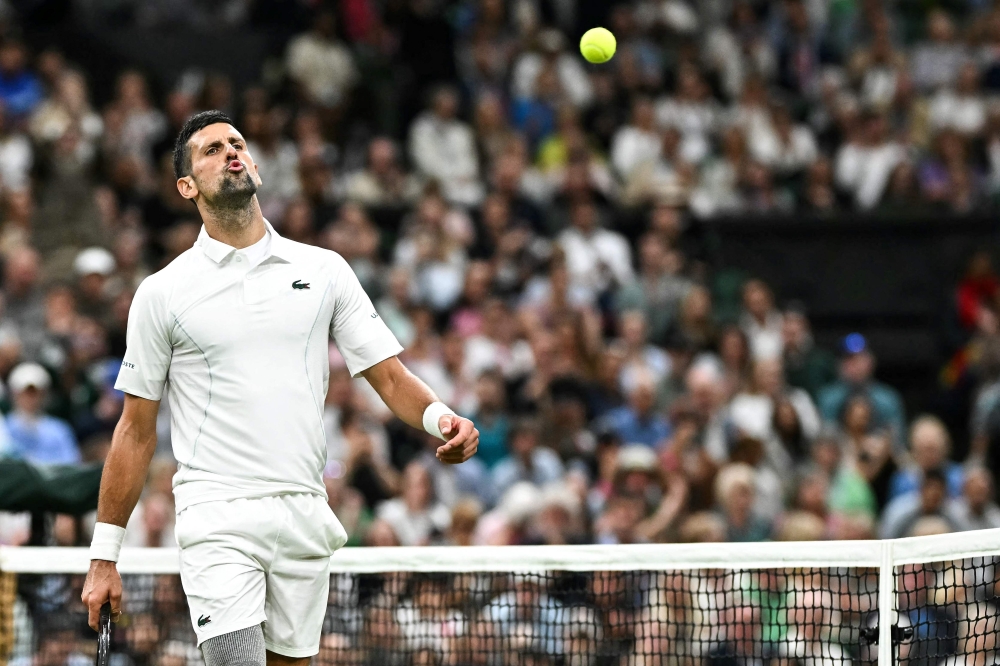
[1,0,1000,555]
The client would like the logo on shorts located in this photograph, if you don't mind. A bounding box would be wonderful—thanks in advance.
[198,615,211,628]
[292,280,310,290]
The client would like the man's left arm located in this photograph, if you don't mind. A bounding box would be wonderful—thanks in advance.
[361,356,479,464]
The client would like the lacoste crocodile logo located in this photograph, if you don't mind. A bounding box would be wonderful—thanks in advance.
[198,615,211,627]
[292,280,310,290]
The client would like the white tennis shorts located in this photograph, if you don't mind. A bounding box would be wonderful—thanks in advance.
[175,493,348,657]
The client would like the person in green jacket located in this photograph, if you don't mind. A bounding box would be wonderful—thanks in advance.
[781,305,837,401]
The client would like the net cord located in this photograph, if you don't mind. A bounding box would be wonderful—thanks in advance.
[2,527,999,575]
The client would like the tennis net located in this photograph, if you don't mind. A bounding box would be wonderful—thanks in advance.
[1,529,998,666]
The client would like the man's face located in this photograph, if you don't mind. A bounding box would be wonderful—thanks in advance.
[782,313,807,349]
[178,123,261,209]
[14,386,43,415]
[965,472,991,510]
[841,351,874,384]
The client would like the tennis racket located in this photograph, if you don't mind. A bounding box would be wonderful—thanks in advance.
[95,602,112,666]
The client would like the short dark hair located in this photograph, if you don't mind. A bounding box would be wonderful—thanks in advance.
[172,110,235,180]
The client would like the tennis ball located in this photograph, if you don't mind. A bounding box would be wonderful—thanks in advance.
[580,27,616,64]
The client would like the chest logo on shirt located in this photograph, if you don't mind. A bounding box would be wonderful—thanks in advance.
[292,280,310,290]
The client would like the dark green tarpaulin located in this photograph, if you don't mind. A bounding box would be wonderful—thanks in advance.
[0,461,102,514]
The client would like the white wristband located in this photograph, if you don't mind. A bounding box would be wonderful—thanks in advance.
[90,523,126,563]
[422,401,457,440]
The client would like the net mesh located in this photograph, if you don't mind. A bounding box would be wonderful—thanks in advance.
[894,558,999,666]
[3,567,883,666]
[1,545,997,666]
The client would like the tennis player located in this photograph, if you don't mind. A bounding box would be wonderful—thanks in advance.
[81,110,479,666]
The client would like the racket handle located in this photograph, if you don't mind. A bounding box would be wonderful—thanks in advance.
[96,602,112,666]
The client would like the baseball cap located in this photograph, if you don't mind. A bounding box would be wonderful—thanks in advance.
[617,445,659,474]
[74,247,116,277]
[8,362,51,392]
[841,332,868,356]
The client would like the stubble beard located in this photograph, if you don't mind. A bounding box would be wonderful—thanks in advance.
[202,169,259,232]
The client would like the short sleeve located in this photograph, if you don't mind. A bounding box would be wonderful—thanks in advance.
[329,255,402,377]
[115,278,172,401]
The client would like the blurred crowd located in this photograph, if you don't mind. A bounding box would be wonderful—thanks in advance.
[0,0,999,555]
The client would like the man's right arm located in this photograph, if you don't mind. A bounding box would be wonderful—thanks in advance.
[81,393,160,630]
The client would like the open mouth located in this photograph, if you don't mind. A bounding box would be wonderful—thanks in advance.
[227,160,244,172]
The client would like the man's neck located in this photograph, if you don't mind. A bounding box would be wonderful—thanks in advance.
[201,199,266,249]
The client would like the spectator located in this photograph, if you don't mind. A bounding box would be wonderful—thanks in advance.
[408,86,484,207]
[887,415,965,502]
[714,462,772,542]
[617,309,672,389]
[599,371,672,448]
[0,100,32,191]
[123,491,175,548]
[492,419,564,497]
[817,334,906,451]
[464,369,510,469]
[244,107,301,222]
[3,245,44,360]
[880,469,970,538]
[928,62,986,136]
[393,192,469,312]
[781,306,836,400]
[0,40,43,120]
[73,246,116,323]
[5,362,79,464]
[324,203,380,291]
[557,199,634,306]
[781,590,850,666]
[750,104,819,177]
[739,279,784,361]
[510,29,593,110]
[728,357,820,461]
[615,235,693,348]
[708,605,761,666]
[342,137,422,209]
[611,97,660,179]
[950,466,1000,531]
[654,64,716,165]
[104,70,166,167]
[834,112,906,210]
[954,251,998,335]
[689,126,747,217]
[286,9,358,111]
[375,461,451,546]
[911,10,969,93]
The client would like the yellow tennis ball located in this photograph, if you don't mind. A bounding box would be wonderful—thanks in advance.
[580,27,616,64]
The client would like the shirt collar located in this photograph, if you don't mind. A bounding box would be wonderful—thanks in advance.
[197,218,293,265]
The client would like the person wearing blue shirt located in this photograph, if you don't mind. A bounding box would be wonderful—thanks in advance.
[0,41,43,118]
[817,334,906,452]
[887,415,965,502]
[6,362,80,465]
[599,372,672,448]
[492,419,564,497]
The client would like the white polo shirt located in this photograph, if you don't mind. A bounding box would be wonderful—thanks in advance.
[115,220,402,512]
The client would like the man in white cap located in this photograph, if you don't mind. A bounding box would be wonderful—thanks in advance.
[73,246,116,322]
[6,361,79,464]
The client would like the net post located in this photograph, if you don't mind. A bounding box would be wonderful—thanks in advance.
[877,539,894,666]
